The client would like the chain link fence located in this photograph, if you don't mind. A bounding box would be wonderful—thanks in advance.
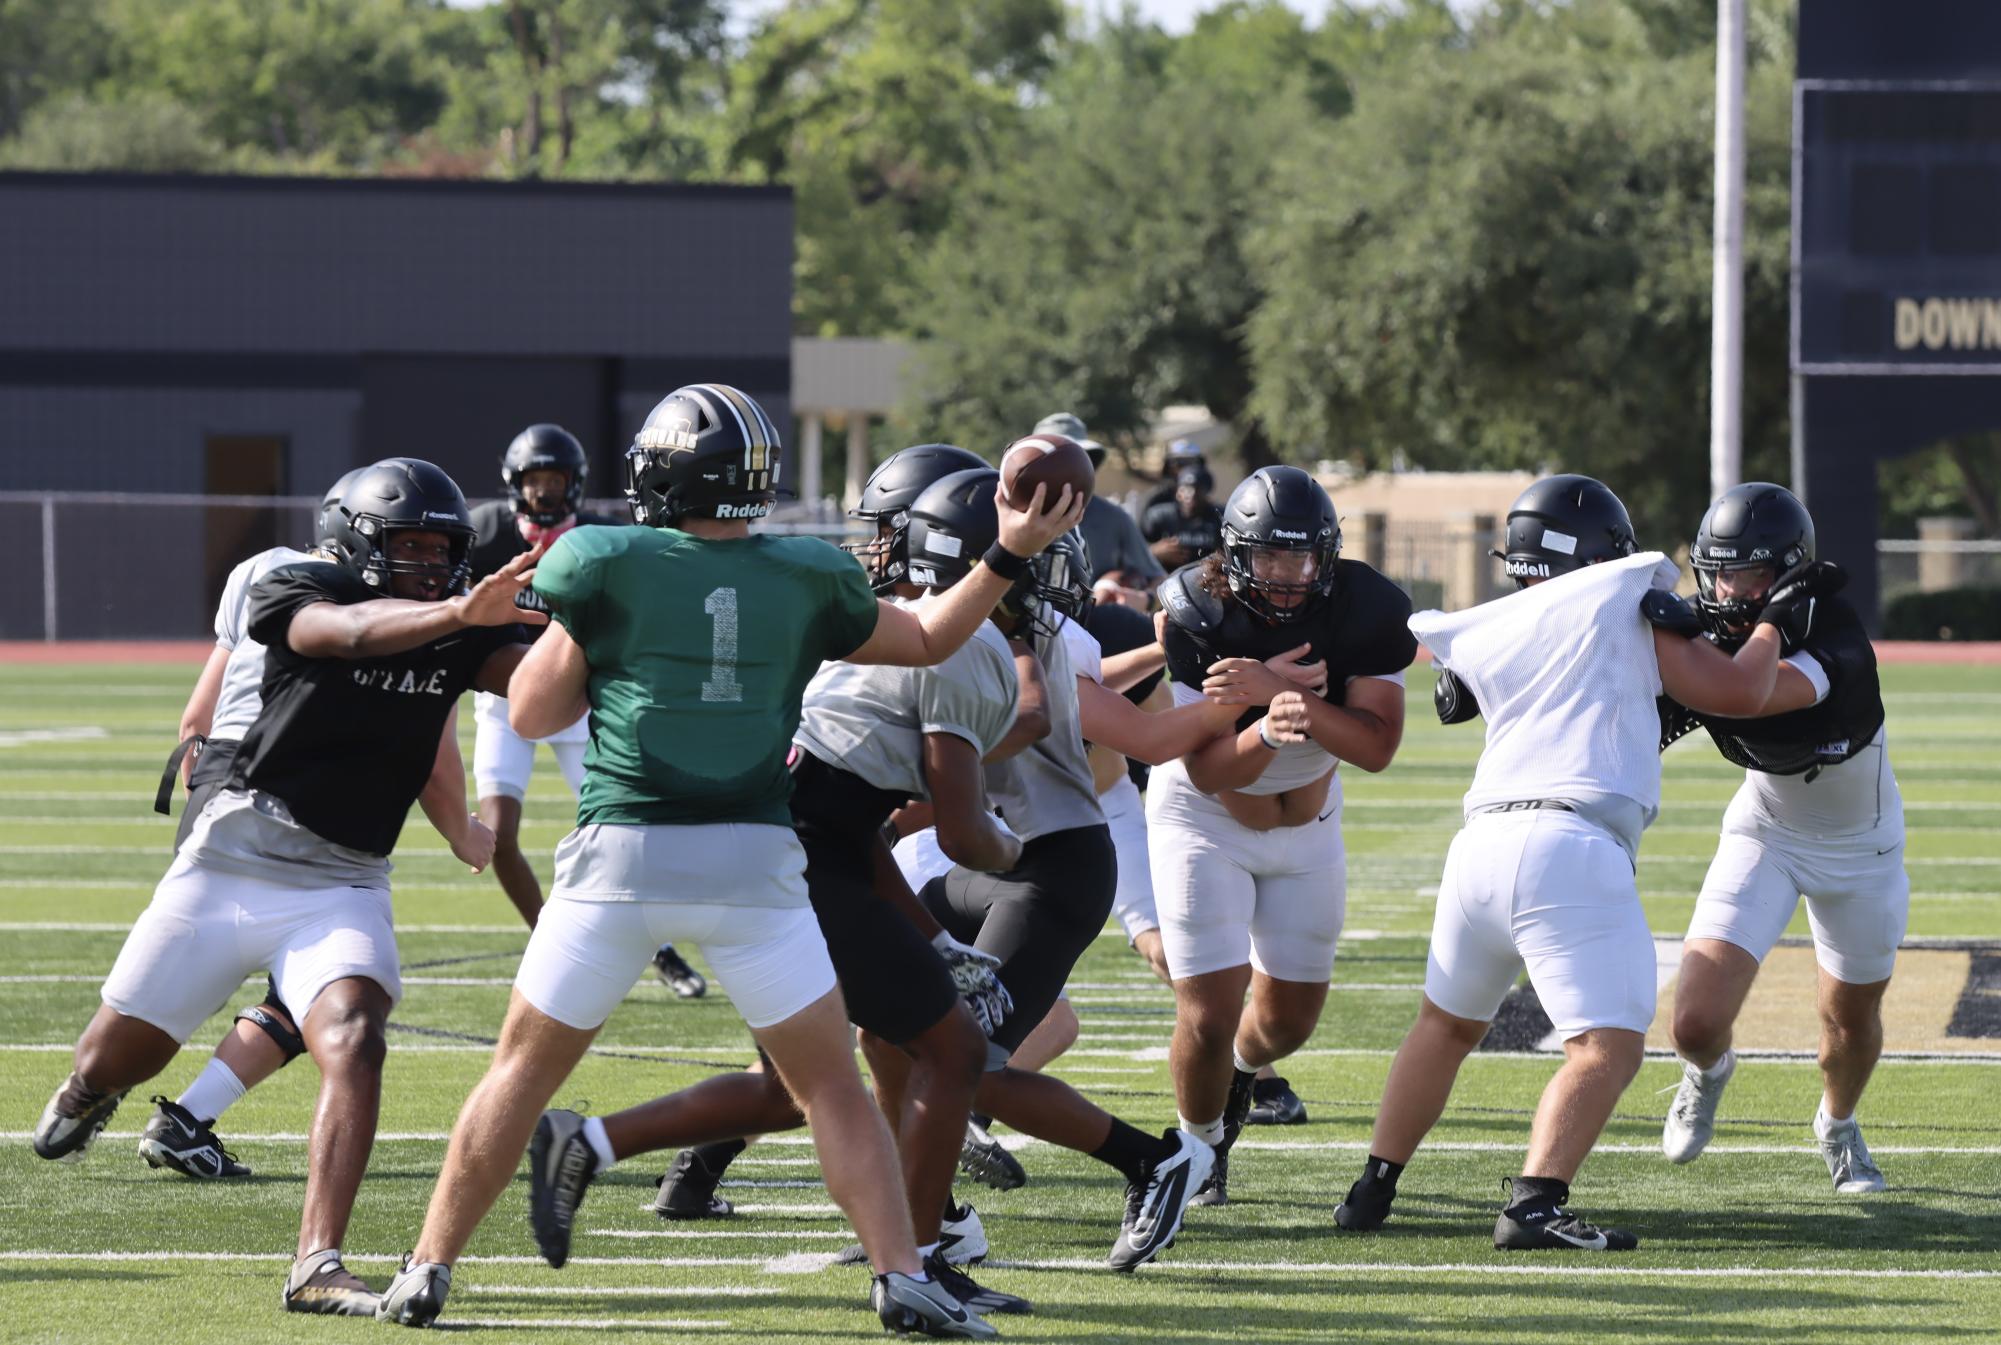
[2,490,1993,640]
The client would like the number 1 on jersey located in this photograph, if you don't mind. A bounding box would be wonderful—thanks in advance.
[702,587,743,703]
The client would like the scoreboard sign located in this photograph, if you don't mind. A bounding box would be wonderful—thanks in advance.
[1794,82,2001,374]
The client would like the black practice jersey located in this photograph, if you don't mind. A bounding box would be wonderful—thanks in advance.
[1081,600,1164,706]
[1659,595,1885,777]
[1161,559,1417,732]
[1141,501,1225,559]
[232,562,523,854]
[467,500,623,626]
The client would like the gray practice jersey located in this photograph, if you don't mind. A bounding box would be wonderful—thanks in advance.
[984,618,1105,841]
[208,546,312,742]
[795,601,1019,798]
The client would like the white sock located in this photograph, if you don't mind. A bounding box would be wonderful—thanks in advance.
[1698,1050,1733,1082]
[1815,1102,1853,1137]
[176,1058,248,1124]
[1231,1048,1259,1076]
[581,1115,619,1170]
[1179,1114,1226,1146]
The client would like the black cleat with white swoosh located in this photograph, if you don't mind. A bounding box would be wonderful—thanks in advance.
[871,1270,997,1339]
[1107,1130,1213,1272]
[138,1096,250,1179]
[1494,1198,1638,1251]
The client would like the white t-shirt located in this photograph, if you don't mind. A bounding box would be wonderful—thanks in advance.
[1411,552,1680,829]
[208,546,312,742]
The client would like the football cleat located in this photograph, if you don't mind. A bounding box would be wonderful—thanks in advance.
[528,1108,600,1268]
[1108,1130,1214,1272]
[924,1251,1030,1316]
[1662,1051,1734,1164]
[1817,1114,1887,1194]
[871,1271,997,1339]
[138,1095,250,1179]
[283,1248,381,1316]
[958,1120,1026,1192]
[377,1254,451,1327]
[32,1074,127,1163]
[1193,1068,1256,1207]
[1333,1176,1397,1232]
[836,1200,988,1268]
[652,945,707,999]
[1245,1075,1308,1126]
[653,1146,737,1220]
[1494,1199,1638,1252]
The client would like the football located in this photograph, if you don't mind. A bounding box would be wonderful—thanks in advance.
[998,433,1096,513]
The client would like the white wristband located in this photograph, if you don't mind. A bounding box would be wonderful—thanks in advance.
[1257,718,1282,750]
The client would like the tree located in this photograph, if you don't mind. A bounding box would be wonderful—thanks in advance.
[1245,0,1794,543]
[0,91,231,171]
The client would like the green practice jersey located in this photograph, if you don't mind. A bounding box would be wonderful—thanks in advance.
[534,524,881,827]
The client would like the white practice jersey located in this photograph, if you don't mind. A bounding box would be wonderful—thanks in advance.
[1411,552,1680,833]
[208,546,312,742]
[795,599,1018,800]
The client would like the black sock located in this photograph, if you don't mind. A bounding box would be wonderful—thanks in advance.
[1091,1119,1170,1185]
[690,1137,747,1176]
[1508,1174,1569,1209]
[943,1190,964,1222]
[971,1113,993,1131]
[1361,1154,1405,1188]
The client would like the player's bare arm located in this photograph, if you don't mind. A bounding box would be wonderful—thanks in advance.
[175,644,230,785]
[988,639,1052,762]
[924,732,1022,875]
[418,705,494,873]
[1076,674,1236,766]
[1654,624,1781,718]
[507,617,591,739]
[1098,641,1169,695]
[844,482,1085,667]
[287,546,546,661]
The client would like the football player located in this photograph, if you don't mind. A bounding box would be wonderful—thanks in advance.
[378,388,1082,1335]
[34,458,538,1314]
[1659,484,1903,1193]
[523,441,1040,1317]
[1141,466,1225,570]
[1155,465,1417,1207]
[463,426,707,991]
[1334,474,1835,1250]
[140,470,492,1182]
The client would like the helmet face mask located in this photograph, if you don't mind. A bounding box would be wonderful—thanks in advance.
[844,444,988,595]
[503,424,588,526]
[328,459,476,599]
[1220,466,1341,625]
[1691,482,1814,633]
[625,384,782,528]
[1023,531,1092,637]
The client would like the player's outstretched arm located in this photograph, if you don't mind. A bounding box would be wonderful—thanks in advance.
[507,619,591,739]
[1078,675,1234,766]
[1098,642,1168,695]
[175,644,231,785]
[287,549,548,660]
[844,483,1086,667]
[419,704,494,873]
[987,640,1051,763]
[1654,625,1781,719]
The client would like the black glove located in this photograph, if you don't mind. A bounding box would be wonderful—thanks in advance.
[1434,668,1481,724]
[1758,561,1845,654]
[1640,589,1704,639]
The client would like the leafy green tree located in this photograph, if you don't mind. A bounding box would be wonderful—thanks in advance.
[1245,0,1793,542]
[0,90,230,171]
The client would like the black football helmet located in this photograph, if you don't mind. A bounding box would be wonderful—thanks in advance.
[317,466,370,549]
[1692,482,1815,630]
[846,443,989,593]
[1030,529,1093,633]
[904,467,1045,626]
[503,424,587,525]
[625,384,782,527]
[1495,474,1637,587]
[325,458,476,597]
[1220,466,1341,624]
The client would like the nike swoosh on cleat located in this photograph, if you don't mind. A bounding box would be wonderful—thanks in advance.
[1136,1166,1189,1248]
[1548,1227,1608,1250]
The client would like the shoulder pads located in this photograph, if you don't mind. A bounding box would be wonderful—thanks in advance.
[1159,566,1224,638]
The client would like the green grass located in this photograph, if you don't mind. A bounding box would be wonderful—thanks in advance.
[1,660,1998,1343]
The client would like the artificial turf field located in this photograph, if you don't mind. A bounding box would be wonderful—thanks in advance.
[0,658,1996,1344]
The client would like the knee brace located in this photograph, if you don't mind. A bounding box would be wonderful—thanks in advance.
[236,999,306,1068]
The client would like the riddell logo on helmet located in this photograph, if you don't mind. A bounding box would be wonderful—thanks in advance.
[1272,529,1309,541]
[1505,558,1551,577]
[1707,546,1738,559]
[714,501,771,519]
